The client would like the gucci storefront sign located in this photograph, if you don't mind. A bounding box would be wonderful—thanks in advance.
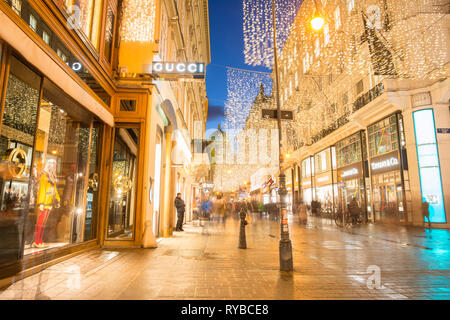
[152,62,205,78]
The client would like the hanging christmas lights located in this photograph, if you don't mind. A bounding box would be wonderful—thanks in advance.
[120,0,157,42]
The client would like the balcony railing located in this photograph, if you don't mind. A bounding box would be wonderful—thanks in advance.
[352,82,385,112]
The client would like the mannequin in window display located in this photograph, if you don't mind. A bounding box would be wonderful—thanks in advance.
[32,159,60,248]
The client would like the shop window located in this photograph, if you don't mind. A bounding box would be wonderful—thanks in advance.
[104,5,115,63]
[84,123,102,240]
[0,57,40,265]
[107,127,139,239]
[0,56,102,265]
[368,115,399,157]
[335,132,362,167]
[120,99,137,112]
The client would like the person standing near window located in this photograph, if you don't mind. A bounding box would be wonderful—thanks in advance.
[174,193,185,231]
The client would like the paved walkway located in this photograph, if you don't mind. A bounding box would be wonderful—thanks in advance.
[0,213,449,300]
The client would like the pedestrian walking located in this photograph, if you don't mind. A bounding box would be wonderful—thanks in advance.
[174,193,185,231]
[348,197,360,224]
[422,199,431,228]
[297,201,307,225]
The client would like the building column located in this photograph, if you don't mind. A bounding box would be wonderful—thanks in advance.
[160,125,176,237]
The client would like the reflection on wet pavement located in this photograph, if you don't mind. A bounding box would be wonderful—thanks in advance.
[0,212,449,300]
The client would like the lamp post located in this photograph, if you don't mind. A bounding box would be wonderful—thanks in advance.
[270,0,324,271]
[271,0,293,272]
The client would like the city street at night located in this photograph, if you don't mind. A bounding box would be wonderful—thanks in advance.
[1,214,449,300]
[0,0,449,306]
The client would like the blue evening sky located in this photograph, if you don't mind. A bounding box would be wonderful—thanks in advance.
[205,0,271,131]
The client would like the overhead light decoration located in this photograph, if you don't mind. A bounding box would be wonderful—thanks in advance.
[120,0,157,42]
[224,67,273,131]
[243,0,302,68]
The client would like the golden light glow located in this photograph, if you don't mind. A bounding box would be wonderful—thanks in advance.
[285,153,291,159]
[310,15,325,31]
[121,0,157,42]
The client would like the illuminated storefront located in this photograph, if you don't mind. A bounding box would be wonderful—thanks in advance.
[313,147,337,215]
[300,157,314,205]
[0,52,106,271]
[368,114,408,224]
[335,132,368,220]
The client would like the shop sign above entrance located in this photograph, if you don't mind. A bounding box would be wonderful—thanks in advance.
[337,162,363,181]
[152,62,205,79]
[370,151,401,174]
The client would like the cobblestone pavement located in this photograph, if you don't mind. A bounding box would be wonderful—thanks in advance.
[1,213,449,300]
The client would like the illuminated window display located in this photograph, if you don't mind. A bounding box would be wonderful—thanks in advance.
[335,132,367,218]
[368,114,407,223]
[301,157,313,205]
[0,56,102,266]
[107,127,139,239]
[313,148,337,214]
[368,115,398,157]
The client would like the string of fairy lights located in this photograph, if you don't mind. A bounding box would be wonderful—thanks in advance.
[120,0,157,42]
[223,67,273,131]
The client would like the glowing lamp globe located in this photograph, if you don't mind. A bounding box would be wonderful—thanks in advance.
[311,16,325,31]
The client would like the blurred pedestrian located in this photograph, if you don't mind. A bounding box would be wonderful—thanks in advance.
[297,201,307,225]
[422,199,431,228]
[348,197,360,224]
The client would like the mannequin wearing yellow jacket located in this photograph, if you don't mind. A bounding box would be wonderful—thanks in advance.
[33,159,60,248]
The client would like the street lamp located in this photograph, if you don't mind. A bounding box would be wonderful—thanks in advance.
[310,15,325,31]
[271,0,324,272]
[271,0,293,272]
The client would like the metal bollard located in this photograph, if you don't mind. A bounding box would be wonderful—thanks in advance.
[239,208,247,249]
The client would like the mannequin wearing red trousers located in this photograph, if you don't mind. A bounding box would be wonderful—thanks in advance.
[33,160,60,248]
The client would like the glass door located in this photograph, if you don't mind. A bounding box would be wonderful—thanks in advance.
[107,126,140,240]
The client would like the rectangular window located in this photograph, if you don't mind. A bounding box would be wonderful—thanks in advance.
[347,0,354,12]
[303,53,310,74]
[104,5,115,63]
[413,109,446,223]
[334,7,341,30]
[336,132,362,167]
[120,99,137,112]
[29,14,37,32]
[324,24,330,45]
[314,38,320,57]
[368,115,398,157]
[356,79,364,95]
[42,31,50,45]
[11,0,22,15]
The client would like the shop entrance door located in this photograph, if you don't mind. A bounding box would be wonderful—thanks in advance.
[372,171,405,223]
